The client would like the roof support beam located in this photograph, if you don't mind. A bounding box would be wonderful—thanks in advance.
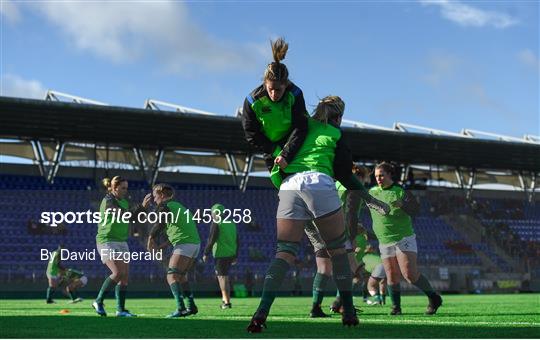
[133,148,148,183]
[149,149,164,187]
[467,169,476,200]
[47,141,65,184]
[239,154,255,192]
[529,172,537,203]
[225,153,239,186]
[455,167,465,189]
[30,140,46,178]
[400,164,410,183]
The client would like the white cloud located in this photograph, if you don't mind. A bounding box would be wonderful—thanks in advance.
[419,0,519,29]
[24,2,263,74]
[1,74,47,99]
[0,0,21,24]
[517,49,540,72]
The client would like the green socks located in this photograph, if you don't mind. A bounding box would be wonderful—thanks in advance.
[330,253,353,314]
[413,275,436,299]
[95,276,116,303]
[46,287,55,302]
[258,258,290,313]
[115,285,127,312]
[180,281,195,308]
[388,283,401,308]
[312,273,331,306]
[169,282,186,310]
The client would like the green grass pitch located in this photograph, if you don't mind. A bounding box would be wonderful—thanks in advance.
[0,294,538,338]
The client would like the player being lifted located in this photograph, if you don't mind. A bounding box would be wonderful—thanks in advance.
[368,162,442,315]
[246,96,390,332]
[92,176,151,317]
[241,37,308,174]
[147,183,201,318]
[202,203,239,309]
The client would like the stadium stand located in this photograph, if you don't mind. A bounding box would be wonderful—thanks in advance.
[1,173,538,294]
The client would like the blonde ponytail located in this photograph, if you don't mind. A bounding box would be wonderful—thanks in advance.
[312,95,345,124]
[102,176,126,192]
[263,37,289,83]
[102,177,112,191]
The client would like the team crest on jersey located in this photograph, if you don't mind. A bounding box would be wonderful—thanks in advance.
[261,106,272,114]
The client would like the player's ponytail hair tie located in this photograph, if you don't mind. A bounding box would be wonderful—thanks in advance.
[263,37,289,84]
[102,176,126,192]
[153,183,175,199]
[313,95,345,125]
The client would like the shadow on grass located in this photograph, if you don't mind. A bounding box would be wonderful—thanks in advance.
[0,316,538,338]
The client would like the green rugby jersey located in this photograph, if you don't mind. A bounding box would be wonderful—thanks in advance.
[46,248,61,276]
[96,193,130,244]
[209,204,238,258]
[368,184,415,244]
[158,200,200,246]
[242,82,308,165]
[270,117,341,187]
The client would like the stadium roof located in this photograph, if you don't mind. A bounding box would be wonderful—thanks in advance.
[1,96,539,173]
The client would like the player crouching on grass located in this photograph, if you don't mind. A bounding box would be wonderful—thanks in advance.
[63,268,88,303]
[45,245,87,304]
[147,183,201,318]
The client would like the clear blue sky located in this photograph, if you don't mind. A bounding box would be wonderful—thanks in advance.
[1,1,538,138]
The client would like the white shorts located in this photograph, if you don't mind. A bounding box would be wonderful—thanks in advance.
[277,171,341,220]
[371,264,386,279]
[379,234,418,259]
[97,242,130,263]
[172,243,200,258]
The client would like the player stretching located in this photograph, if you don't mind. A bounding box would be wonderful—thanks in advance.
[92,176,151,317]
[147,183,201,318]
[63,268,88,303]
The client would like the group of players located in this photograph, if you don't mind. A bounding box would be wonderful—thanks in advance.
[45,37,442,332]
[241,37,442,332]
[46,179,239,318]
